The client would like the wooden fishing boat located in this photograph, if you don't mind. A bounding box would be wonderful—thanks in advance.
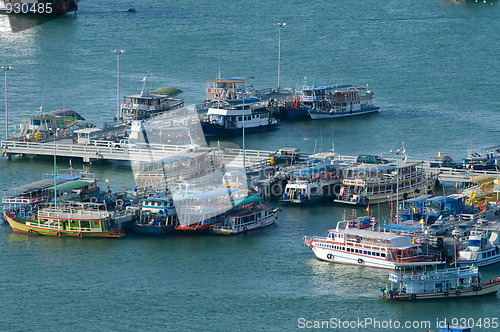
[4,202,128,238]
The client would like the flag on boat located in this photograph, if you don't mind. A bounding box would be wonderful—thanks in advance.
[39,105,43,111]
[365,206,369,212]
[401,142,406,154]
[142,75,147,82]
[339,186,345,197]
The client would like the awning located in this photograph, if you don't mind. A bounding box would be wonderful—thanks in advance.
[48,180,92,191]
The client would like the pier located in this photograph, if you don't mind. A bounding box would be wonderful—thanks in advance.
[2,137,498,182]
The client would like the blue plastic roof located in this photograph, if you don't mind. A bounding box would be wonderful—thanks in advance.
[426,196,458,203]
[300,84,352,91]
[292,161,337,176]
[226,97,261,105]
[404,195,432,203]
[381,224,421,232]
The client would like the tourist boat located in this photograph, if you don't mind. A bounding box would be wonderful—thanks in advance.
[16,109,84,141]
[204,76,255,107]
[120,81,184,122]
[200,97,279,136]
[132,195,178,235]
[303,221,442,269]
[2,169,100,218]
[210,196,278,235]
[379,266,500,300]
[4,202,130,238]
[334,160,436,205]
[456,228,500,267]
[286,84,379,120]
[281,161,342,204]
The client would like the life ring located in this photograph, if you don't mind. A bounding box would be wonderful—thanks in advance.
[243,227,248,232]
[478,286,482,291]
[56,232,62,238]
[357,258,363,264]
[415,189,420,194]
[364,197,370,204]
[327,254,333,260]
[270,183,283,196]
[403,193,409,199]
[77,232,83,238]
[473,286,478,292]
[309,245,313,249]
[28,229,34,235]
[116,199,124,207]
[410,294,416,300]
[444,291,449,296]
[456,290,461,296]
[90,197,98,203]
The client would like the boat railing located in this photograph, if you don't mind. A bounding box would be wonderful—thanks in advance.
[389,266,479,282]
[2,196,49,205]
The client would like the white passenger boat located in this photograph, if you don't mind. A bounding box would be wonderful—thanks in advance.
[334,160,435,205]
[303,221,443,269]
[300,85,379,120]
[200,97,278,136]
[456,228,500,267]
[210,196,278,235]
[380,266,500,300]
[120,81,184,121]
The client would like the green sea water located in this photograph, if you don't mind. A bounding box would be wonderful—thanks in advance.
[1,1,499,331]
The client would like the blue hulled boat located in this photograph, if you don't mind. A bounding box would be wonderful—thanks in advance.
[132,196,177,235]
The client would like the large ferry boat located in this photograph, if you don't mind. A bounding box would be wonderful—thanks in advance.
[379,266,500,300]
[200,97,278,136]
[303,221,442,269]
[334,160,435,205]
[281,161,341,204]
[286,84,379,120]
[4,202,131,238]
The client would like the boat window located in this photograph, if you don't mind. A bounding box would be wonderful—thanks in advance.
[381,253,385,257]
[238,116,242,121]
[376,252,380,257]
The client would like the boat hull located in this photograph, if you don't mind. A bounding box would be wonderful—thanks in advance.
[5,213,124,238]
[308,107,380,120]
[132,223,175,235]
[381,281,500,300]
[201,122,279,137]
[285,107,310,119]
[456,255,500,267]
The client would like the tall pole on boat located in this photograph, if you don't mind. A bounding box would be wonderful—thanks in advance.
[273,23,286,94]
[112,50,125,121]
[53,128,59,208]
[242,98,245,172]
[391,147,401,223]
[1,66,12,140]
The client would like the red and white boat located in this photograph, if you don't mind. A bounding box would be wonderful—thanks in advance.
[303,221,443,269]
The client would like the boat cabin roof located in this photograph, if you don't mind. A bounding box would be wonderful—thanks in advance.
[330,228,417,249]
[299,84,352,92]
